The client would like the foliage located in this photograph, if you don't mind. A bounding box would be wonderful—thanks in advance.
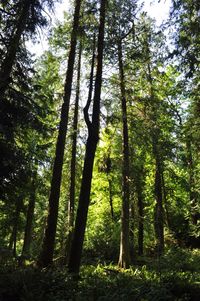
[0,248,200,300]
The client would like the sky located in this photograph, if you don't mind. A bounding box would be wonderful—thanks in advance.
[28,0,172,57]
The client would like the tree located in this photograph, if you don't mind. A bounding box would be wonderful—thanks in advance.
[64,43,82,262]
[38,0,82,268]
[68,0,107,274]
[106,0,137,269]
[0,0,56,239]
[117,37,131,268]
[22,172,37,258]
[170,0,200,233]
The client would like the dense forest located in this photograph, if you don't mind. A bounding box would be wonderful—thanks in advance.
[0,0,199,300]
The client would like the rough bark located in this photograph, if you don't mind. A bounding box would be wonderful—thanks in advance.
[0,0,32,96]
[118,40,131,269]
[68,0,107,274]
[64,44,82,262]
[38,0,82,268]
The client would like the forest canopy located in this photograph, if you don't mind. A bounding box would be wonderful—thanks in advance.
[0,0,199,300]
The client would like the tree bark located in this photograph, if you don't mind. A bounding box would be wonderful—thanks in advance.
[137,181,144,256]
[153,141,164,255]
[0,0,32,96]
[186,139,198,225]
[22,176,36,257]
[161,171,171,229]
[9,198,23,257]
[107,175,114,220]
[117,40,131,269]
[38,0,82,268]
[147,58,164,255]
[68,0,107,274]
[64,44,82,262]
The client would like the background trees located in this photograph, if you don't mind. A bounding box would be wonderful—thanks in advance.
[0,0,199,283]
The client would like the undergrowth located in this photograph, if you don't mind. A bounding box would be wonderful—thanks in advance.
[0,247,199,301]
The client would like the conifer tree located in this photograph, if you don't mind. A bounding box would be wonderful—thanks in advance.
[68,0,107,274]
[38,0,82,268]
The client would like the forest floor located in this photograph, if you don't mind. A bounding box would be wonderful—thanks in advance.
[0,247,200,301]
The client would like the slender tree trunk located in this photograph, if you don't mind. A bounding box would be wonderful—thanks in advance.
[105,151,114,220]
[22,177,36,257]
[68,0,107,274]
[161,171,170,229]
[10,198,23,257]
[64,44,82,262]
[107,175,114,220]
[153,141,164,255]
[137,181,144,256]
[186,140,198,225]
[147,58,164,255]
[38,0,82,268]
[129,199,135,261]
[0,0,32,95]
[117,40,131,269]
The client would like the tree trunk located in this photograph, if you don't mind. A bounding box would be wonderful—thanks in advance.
[186,139,198,225]
[0,0,32,96]
[153,141,164,255]
[137,181,144,256]
[105,150,114,220]
[38,0,82,268]
[22,177,36,257]
[64,44,82,262]
[147,58,164,255]
[107,175,114,220]
[10,198,23,257]
[68,0,107,274]
[117,40,131,269]
[161,171,171,229]
[129,199,135,261]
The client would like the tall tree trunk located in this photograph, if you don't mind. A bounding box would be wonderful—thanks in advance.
[137,180,144,256]
[147,58,164,255]
[129,199,135,261]
[0,0,32,95]
[10,198,23,257]
[117,39,131,269]
[153,141,164,255]
[68,0,107,274]
[161,171,170,229]
[186,139,198,225]
[64,44,82,262]
[38,0,82,268]
[22,176,36,257]
[107,175,114,220]
[105,150,114,220]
